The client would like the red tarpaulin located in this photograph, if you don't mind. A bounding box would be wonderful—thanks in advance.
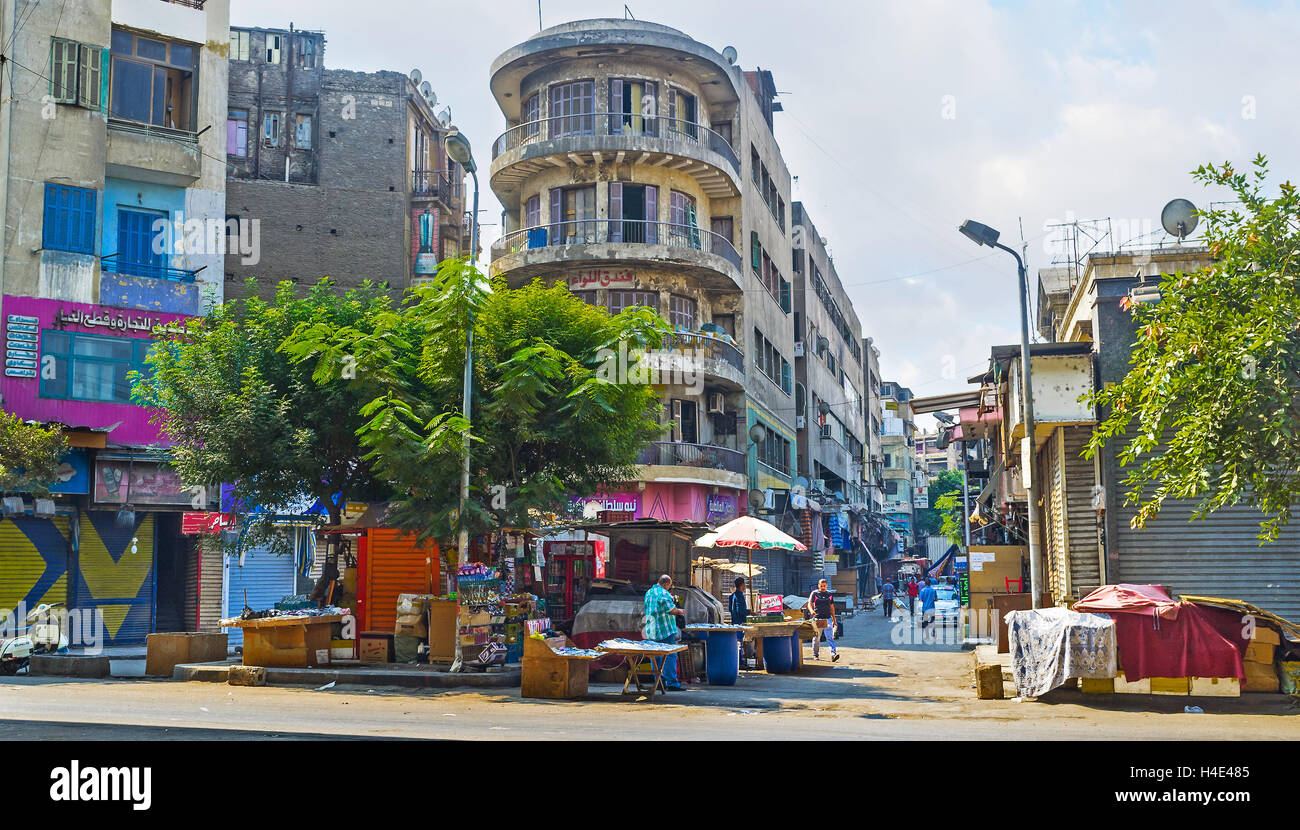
[1110,603,1248,682]
[1073,583,1181,619]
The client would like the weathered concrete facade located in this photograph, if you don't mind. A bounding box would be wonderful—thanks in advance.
[791,202,866,503]
[488,18,806,521]
[224,26,467,297]
[0,0,229,312]
[864,338,885,513]
[880,380,918,544]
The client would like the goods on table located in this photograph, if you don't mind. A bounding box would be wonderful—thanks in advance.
[236,604,350,621]
[596,638,681,652]
[684,622,751,630]
[551,646,604,658]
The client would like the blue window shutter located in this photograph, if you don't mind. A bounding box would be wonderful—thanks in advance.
[43,185,64,250]
[42,184,96,253]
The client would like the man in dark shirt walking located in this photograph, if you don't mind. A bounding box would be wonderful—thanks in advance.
[808,579,839,662]
[881,580,895,618]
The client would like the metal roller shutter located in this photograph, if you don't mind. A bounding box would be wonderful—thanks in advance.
[362,529,438,634]
[1115,500,1300,622]
[1062,427,1101,595]
[197,537,224,633]
[0,515,72,611]
[223,544,297,647]
[76,511,155,645]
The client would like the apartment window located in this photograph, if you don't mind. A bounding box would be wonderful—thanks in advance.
[521,92,540,137]
[671,399,699,444]
[116,207,168,277]
[668,190,698,248]
[608,182,658,244]
[753,327,790,394]
[609,78,657,136]
[571,290,598,306]
[296,36,315,68]
[710,216,733,245]
[668,295,696,331]
[750,232,761,273]
[757,427,791,475]
[548,79,594,137]
[549,185,596,244]
[265,33,282,64]
[608,290,656,316]
[226,109,248,156]
[294,113,312,149]
[39,330,152,404]
[109,29,197,130]
[50,39,104,110]
[42,184,96,254]
[666,87,697,139]
[262,111,283,147]
[524,194,540,228]
[750,145,761,187]
[885,480,899,496]
[229,30,250,62]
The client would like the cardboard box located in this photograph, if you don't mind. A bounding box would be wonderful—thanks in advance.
[1244,641,1275,664]
[1244,660,1280,693]
[1190,676,1240,697]
[393,611,428,638]
[358,632,393,663]
[1250,620,1281,645]
[330,638,356,660]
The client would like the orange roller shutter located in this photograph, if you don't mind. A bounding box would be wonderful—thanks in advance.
[363,529,440,634]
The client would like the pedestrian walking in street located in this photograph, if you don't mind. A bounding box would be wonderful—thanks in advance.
[729,575,750,667]
[906,576,920,616]
[881,580,895,618]
[643,574,687,690]
[808,579,839,661]
[919,578,938,638]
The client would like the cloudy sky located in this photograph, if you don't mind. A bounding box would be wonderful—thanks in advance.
[231,0,1300,405]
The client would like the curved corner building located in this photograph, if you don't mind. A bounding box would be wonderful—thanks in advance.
[488,19,799,567]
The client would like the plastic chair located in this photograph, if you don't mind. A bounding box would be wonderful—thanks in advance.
[1005,577,1023,593]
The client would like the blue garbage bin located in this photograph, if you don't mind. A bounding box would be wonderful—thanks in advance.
[704,629,741,685]
[761,634,795,674]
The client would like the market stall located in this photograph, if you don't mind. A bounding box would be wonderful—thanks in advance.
[219,608,347,668]
[596,638,689,698]
[683,622,752,685]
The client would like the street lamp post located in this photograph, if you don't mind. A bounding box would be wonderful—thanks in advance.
[958,219,1043,609]
[445,130,479,673]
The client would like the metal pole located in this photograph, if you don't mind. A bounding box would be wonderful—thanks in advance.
[457,169,480,570]
[998,242,1043,608]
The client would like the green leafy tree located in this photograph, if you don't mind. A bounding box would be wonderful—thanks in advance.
[1085,155,1300,541]
[281,258,669,547]
[915,469,964,538]
[0,412,66,494]
[134,279,395,539]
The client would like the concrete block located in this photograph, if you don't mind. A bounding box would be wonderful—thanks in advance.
[228,665,266,687]
[975,663,1004,699]
[146,632,229,676]
[29,654,110,678]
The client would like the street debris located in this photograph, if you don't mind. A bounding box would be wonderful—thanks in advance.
[315,681,336,691]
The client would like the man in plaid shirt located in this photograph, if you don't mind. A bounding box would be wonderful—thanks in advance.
[643,574,686,690]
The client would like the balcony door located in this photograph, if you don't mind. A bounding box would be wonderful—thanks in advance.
[549,185,596,244]
[116,207,167,278]
[548,80,594,138]
[609,79,657,136]
[608,182,658,244]
[671,398,699,444]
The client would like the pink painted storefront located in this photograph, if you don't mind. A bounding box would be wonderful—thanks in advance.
[571,483,741,524]
[2,295,191,446]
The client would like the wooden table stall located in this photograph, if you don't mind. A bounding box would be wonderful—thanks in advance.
[220,614,345,668]
[597,639,689,699]
[743,620,808,674]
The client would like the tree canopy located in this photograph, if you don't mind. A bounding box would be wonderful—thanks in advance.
[0,412,66,495]
[1085,155,1300,541]
[134,279,394,530]
[281,258,668,546]
[916,469,964,544]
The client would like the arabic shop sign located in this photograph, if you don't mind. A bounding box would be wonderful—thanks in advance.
[566,268,636,291]
[54,307,180,335]
[706,493,737,523]
[4,313,38,378]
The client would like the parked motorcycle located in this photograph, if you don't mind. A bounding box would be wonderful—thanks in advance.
[0,603,70,675]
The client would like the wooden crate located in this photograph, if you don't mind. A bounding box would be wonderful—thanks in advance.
[520,636,591,700]
[1190,676,1240,697]
[1245,642,1275,664]
[1244,660,1280,693]
[1080,677,1115,694]
[1149,676,1189,695]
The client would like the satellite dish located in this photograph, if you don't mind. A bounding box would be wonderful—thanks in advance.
[409,68,422,85]
[420,80,432,99]
[437,107,452,128]
[747,489,765,510]
[722,45,737,64]
[794,475,810,490]
[1160,198,1198,240]
[426,89,437,108]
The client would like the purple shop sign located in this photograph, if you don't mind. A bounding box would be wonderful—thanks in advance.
[706,493,737,524]
[569,492,641,518]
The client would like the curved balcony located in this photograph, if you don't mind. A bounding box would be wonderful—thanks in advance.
[490,113,741,201]
[635,441,748,490]
[641,332,745,390]
[490,219,742,292]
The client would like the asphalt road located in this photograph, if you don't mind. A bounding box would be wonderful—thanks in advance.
[2,608,1297,740]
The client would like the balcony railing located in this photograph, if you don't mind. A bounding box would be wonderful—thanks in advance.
[101,253,200,283]
[493,111,740,174]
[493,219,741,272]
[411,169,460,202]
[663,331,743,373]
[107,117,199,145]
[637,441,747,475]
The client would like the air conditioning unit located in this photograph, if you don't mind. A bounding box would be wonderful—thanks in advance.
[707,392,726,414]
[796,415,806,430]
[793,341,804,357]
[820,423,833,439]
